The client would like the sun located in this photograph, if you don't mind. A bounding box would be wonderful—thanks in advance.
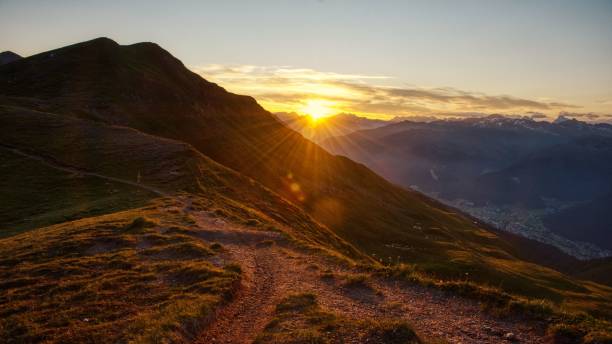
[301,99,334,122]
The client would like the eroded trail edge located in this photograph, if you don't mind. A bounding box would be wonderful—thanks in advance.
[186,209,547,344]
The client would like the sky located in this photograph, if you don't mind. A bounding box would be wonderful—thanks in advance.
[1,0,612,121]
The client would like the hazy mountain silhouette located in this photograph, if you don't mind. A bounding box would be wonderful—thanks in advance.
[324,115,612,253]
[276,111,389,143]
[0,51,21,65]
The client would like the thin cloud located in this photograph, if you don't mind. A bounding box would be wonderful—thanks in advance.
[558,111,612,122]
[191,64,580,118]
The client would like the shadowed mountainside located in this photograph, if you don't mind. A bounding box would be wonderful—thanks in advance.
[0,105,365,262]
[0,51,21,65]
[2,37,612,323]
[323,116,612,257]
[544,192,612,251]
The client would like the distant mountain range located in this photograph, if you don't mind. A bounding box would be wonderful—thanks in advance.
[322,115,612,257]
[275,112,390,142]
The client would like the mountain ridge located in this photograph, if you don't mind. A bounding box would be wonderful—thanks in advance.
[323,115,612,259]
[0,51,22,65]
[2,37,611,341]
[1,37,606,289]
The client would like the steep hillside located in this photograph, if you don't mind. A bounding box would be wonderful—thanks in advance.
[2,38,612,315]
[323,116,612,258]
[473,136,612,207]
[574,257,612,286]
[544,192,612,251]
[323,116,612,205]
[0,105,365,262]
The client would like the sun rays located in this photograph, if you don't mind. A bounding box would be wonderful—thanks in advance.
[192,64,587,121]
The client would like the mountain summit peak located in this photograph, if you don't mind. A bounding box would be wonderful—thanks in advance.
[554,114,571,124]
[0,51,22,65]
[80,36,120,47]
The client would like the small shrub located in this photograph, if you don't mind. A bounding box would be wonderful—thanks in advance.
[244,219,260,227]
[213,209,227,217]
[366,320,420,344]
[283,329,327,343]
[256,240,275,248]
[320,270,335,280]
[210,242,223,250]
[224,263,242,274]
[143,242,212,260]
[306,264,319,271]
[547,323,585,343]
[343,274,371,288]
[507,299,554,318]
[183,214,197,225]
[276,293,318,313]
[265,224,280,232]
[125,216,157,231]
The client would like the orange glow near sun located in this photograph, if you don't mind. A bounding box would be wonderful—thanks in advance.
[301,99,335,122]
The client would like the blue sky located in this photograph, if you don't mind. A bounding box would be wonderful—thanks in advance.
[1,0,611,119]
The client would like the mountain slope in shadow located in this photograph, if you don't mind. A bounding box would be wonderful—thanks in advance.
[323,116,612,257]
[0,105,364,261]
[2,38,612,313]
[0,51,22,65]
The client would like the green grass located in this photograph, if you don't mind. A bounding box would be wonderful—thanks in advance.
[0,204,240,343]
[256,293,421,344]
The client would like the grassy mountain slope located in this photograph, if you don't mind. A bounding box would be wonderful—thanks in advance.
[0,201,241,343]
[0,105,364,262]
[1,38,612,317]
[0,147,154,237]
[574,257,612,287]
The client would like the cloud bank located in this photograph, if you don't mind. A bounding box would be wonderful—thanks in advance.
[192,64,580,120]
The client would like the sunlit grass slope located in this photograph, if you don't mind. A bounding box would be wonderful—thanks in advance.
[0,201,240,343]
[1,38,611,321]
[256,293,421,344]
[0,105,365,263]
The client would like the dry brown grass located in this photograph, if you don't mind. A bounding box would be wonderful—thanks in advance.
[378,263,612,342]
[255,293,421,344]
[0,202,240,343]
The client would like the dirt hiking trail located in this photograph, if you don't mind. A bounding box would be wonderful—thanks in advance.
[185,208,547,344]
